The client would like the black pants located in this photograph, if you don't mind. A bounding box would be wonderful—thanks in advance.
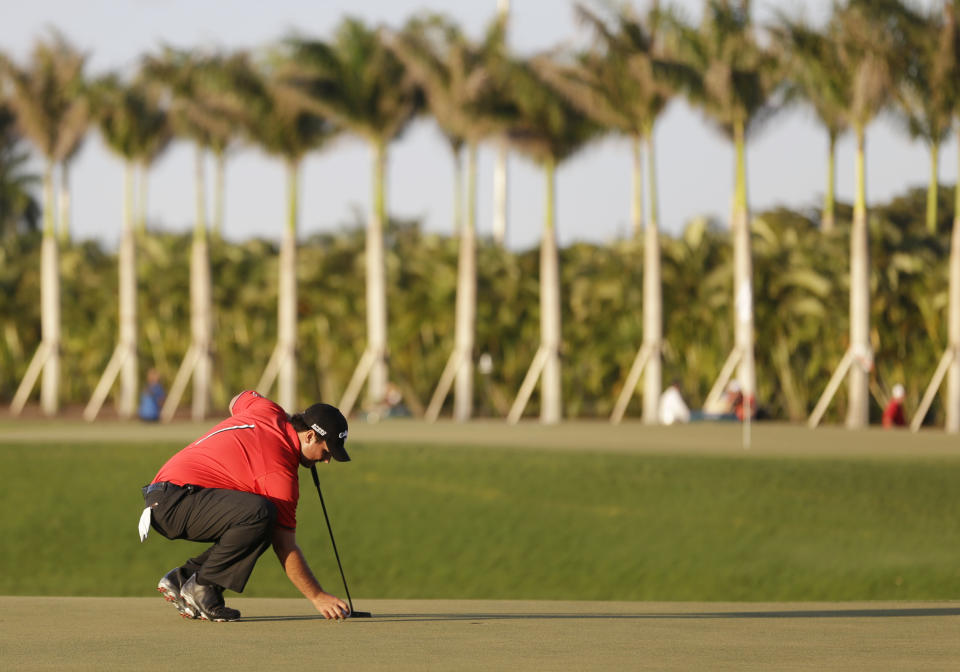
[143,483,277,593]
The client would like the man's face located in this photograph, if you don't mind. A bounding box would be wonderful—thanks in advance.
[299,431,333,467]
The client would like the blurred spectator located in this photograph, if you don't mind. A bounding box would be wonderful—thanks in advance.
[138,368,166,422]
[882,383,906,428]
[364,381,410,422]
[695,380,759,421]
[384,382,410,417]
[700,380,742,421]
[659,380,691,425]
[734,389,757,422]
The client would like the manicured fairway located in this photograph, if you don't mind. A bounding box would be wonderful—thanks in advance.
[1,596,959,671]
[2,419,960,601]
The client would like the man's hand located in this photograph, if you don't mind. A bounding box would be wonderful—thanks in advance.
[312,591,351,620]
[273,528,352,619]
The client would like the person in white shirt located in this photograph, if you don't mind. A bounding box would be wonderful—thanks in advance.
[659,381,691,425]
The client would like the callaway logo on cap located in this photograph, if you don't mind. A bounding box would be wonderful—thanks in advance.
[308,424,348,440]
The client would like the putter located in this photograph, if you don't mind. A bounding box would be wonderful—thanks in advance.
[310,465,372,618]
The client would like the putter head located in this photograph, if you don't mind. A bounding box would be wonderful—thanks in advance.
[351,610,372,618]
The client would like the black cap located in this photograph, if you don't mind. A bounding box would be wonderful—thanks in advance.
[302,403,350,462]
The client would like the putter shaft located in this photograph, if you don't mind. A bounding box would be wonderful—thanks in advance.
[310,466,371,618]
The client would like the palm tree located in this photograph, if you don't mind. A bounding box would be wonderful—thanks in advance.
[132,98,172,236]
[55,109,89,247]
[536,1,691,425]
[892,3,954,234]
[197,52,254,239]
[770,13,851,232]
[913,0,960,433]
[83,74,170,420]
[3,32,88,416]
[281,18,421,416]
[502,56,601,424]
[807,0,902,429]
[19,32,89,247]
[241,53,338,411]
[664,0,779,419]
[142,47,237,420]
[385,13,510,421]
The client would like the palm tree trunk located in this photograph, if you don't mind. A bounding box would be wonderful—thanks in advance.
[453,143,478,421]
[927,140,940,235]
[31,162,60,415]
[631,134,644,241]
[946,138,960,432]
[160,146,212,421]
[492,0,510,248]
[732,121,756,402]
[642,125,662,425]
[493,139,509,247]
[452,144,463,237]
[192,145,212,419]
[84,159,140,422]
[847,123,871,428]
[213,149,226,238]
[41,162,60,415]
[367,140,389,406]
[823,131,836,232]
[277,158,299,411]
[57,161,71,245]
[136,161,148,236]
[118,161,138,417]
[541,156,562,424]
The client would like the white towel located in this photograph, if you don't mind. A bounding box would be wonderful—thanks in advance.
[138,507,152,542]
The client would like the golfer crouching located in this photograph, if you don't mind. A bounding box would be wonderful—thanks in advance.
[138,390,351,622]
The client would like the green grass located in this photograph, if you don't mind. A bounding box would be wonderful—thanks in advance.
[2,438,959,601]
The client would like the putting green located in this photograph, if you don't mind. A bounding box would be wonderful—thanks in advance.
[2,597,958,671]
